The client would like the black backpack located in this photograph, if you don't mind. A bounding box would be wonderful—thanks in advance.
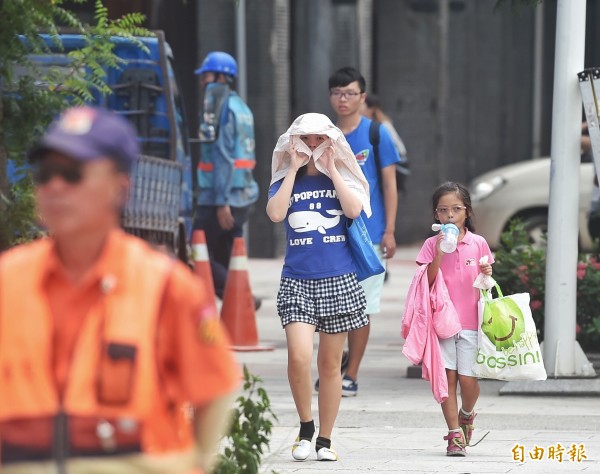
[368,120,411,195]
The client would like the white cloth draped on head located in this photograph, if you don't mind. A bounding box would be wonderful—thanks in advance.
[270,113,372,217]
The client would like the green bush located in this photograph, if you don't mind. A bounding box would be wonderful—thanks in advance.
[493,220,600,352]
[214,365,278,474]
[0,0,148,251]
[0,177,43,250]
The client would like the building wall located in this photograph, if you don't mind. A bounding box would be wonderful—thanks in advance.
[196,0,290,258]
[194,0,541,251]
[245,0,289,258]
[373,0,535,243]
[105,0,600,255]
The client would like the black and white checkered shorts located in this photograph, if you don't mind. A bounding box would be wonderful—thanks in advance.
[276,273,368,334]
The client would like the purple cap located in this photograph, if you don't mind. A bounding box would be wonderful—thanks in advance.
[28,106,139,173]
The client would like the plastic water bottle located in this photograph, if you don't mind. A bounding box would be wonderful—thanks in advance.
[431,223,459,253]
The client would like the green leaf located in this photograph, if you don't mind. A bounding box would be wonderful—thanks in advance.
[0,0,151,250]
[495,219,600,351]
[213,364,278,474]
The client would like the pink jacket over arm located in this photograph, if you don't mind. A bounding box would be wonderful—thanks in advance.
[401,265,462,403]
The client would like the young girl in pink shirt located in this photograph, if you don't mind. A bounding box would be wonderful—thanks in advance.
[416,182,494,456]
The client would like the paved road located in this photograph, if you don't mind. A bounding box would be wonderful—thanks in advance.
[233,246,600,473]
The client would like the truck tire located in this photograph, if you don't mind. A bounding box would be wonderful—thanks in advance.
[522,214,548,248]
[176,222,191,265]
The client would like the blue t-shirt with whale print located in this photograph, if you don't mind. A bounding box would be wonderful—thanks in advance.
[269,173,356,279]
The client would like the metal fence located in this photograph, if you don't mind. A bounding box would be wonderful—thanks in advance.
[122,154,182,248]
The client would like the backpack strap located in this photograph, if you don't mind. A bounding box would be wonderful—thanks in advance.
[368,120,383,185]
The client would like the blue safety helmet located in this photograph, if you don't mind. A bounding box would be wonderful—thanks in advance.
[194,51,237,78]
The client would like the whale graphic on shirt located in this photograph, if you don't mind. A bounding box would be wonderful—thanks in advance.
[288,210,344,234]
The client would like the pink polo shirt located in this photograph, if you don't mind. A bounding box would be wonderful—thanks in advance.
[416,229,494,330]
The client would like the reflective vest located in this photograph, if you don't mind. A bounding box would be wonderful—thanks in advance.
[0,236,196,465]
[197,89,258,206]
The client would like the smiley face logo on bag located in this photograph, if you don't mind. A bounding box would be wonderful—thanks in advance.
[481,298,526,350]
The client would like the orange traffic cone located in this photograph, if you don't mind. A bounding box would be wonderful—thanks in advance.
[220,237,273,352]
[191,230,217,306]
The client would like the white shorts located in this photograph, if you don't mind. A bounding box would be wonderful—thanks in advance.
[439,329,478,377]
[358,244,386,314]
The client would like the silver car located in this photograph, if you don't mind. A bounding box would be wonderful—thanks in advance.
[469,158,595,251]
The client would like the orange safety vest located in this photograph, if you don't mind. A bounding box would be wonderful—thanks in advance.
[0,236,196,465]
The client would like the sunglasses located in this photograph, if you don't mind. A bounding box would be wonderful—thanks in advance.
[33,163,84,185]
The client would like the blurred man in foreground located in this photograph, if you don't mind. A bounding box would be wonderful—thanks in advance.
[0,106,239,474]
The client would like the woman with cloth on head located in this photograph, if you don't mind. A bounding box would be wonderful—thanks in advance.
[266,113,371,462]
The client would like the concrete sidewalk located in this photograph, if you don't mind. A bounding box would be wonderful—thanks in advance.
[236,246,600,473]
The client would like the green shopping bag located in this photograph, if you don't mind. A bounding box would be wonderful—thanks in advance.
[472,284,547,381]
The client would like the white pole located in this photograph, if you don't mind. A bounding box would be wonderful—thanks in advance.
[531,3,544,158]
[357,0,373,89]
[436,0,449,183]
[235,0,247,102]
[543,0,587,376]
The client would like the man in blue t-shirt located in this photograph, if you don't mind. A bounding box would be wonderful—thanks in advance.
[324,66,401,397]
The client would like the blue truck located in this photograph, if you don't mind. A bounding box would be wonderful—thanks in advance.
[15,31,195,259]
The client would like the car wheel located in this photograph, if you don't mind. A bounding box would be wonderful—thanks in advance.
[522,214,548,248]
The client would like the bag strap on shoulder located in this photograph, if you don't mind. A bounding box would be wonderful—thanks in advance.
[368,120,383,185]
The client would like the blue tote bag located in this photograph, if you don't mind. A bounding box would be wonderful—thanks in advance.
[347,215,385,281]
